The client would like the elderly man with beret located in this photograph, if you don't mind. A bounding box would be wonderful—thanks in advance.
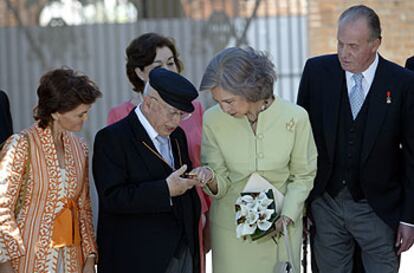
[93,68,213,273]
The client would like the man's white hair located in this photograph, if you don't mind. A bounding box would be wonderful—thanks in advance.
[143,81,151,96]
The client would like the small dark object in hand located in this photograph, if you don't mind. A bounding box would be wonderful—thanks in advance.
[181,172,198,179]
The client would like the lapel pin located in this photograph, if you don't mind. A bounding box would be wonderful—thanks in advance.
[285,118,295,132]
[386,91,392,104]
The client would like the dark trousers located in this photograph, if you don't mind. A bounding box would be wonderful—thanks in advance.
[310,233,365,273]
[310,189,398,273]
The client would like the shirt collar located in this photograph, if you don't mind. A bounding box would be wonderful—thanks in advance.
[135,104,159,142]
[346,53,379,86]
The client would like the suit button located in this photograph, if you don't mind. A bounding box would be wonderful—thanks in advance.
[257,134,264,139]
[258,153,264,158]
[342,180,347,185]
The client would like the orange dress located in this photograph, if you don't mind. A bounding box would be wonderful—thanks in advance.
[0,124,97,273]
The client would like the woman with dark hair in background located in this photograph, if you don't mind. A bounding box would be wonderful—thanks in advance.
[0,90,13,144]
[0,68,101,273]
[107,32,184,124]
[107,32,211,273]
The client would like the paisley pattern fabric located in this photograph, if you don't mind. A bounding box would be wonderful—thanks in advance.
[0,123,97,273]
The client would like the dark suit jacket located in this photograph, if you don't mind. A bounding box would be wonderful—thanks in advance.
[0,90,13,144]
[406,56,414,71]
[297,54,414,229]
[93,109,201,273]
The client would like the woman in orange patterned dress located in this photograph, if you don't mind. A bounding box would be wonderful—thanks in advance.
[0,68,101,273]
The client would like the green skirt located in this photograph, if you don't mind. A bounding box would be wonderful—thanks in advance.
[210,220,303,273]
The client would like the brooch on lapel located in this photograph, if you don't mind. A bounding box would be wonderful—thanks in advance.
[285,118,295,132]
[386,91,392,104]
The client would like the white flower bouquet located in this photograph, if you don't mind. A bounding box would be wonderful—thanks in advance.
[235,189,280,240]
[235,173,285,241]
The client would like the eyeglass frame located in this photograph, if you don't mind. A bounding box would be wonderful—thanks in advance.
[148,96,192,121]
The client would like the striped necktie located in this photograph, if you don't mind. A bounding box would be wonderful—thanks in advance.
[156,135,173,167]
[349,73,364,119]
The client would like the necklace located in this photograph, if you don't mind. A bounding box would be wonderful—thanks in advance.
[248,99,270,125]
[249,118,258,125]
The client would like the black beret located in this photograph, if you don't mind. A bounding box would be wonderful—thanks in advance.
[149,68,198,113]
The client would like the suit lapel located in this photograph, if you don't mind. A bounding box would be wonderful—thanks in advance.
[170,134,180,169]
[361,57,390,164]
[323,59,344,162]
[125,110,188,222]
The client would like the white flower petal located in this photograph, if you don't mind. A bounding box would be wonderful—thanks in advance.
[257,220,272,231]
[257,203,268,212]
[235,211,242,221]
[236,223,257,238]
[241,195,254,203]
[257,192,268,201]
[243,223,257,235]
[239,204,249,215]
[246,210,259,224]
[236,223,245,238]
[261,198,273,208]
[262,209,275,220]
[246,200,256,210]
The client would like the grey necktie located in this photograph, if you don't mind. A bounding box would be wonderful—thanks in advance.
[156,135,173,167]
[349,73,364,119]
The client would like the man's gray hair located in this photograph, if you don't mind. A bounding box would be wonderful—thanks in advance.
[339,5,382,41]
[143,81,151,96]
[199,47,276,102]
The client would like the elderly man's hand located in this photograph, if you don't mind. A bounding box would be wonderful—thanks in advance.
[396,223,414,255]
[167,165,201,197]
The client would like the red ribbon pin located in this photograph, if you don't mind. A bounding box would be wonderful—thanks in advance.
[386,91,391,104]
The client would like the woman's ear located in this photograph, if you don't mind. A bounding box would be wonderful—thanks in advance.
[135,67,146,81]
[51,112,60,121]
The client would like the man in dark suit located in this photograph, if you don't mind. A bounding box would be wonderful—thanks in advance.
[297,5,414,273]
[93,68,212,273]
[406,56,414,71]
[0,90,13,144]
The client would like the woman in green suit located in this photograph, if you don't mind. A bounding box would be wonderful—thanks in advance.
[199,47,317,273]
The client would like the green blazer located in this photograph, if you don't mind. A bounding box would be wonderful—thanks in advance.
[202,97,317,228]
[201,98,317,273]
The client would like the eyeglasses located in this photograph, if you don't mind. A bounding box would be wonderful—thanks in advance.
[149,96,192,121]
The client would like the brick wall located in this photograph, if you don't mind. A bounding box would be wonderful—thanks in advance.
[308,0,414,66]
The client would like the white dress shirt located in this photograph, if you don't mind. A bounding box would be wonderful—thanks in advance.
[345,53,379,99]
[135,104,173,162]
